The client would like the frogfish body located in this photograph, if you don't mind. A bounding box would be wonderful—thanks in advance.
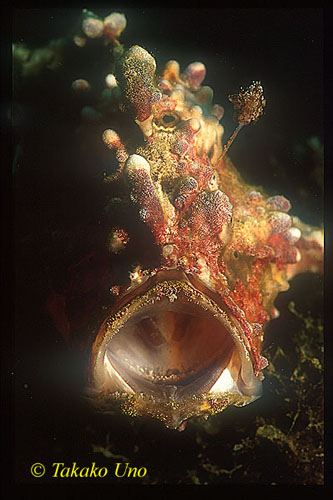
[42,11,323,430]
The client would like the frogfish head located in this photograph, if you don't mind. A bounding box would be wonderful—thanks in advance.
[80,39,322,430]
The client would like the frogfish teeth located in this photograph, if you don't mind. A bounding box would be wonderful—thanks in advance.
[82,37,324,430]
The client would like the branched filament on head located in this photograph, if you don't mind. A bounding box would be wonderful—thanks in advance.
[219,81,266,160]
[229,81,266,125]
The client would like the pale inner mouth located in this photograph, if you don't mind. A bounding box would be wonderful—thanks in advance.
[104,297,246,400]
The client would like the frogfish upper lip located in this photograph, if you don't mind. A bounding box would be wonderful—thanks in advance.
[88,269,262,429]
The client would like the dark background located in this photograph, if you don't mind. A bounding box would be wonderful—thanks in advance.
[9,7,324,486]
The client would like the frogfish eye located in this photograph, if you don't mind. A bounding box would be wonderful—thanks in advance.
[161,113,177,124]
[155,112,180,128]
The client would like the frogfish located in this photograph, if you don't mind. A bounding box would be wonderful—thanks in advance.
[41,10,323,430]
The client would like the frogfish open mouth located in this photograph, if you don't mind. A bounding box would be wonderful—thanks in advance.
[91,270,263,429]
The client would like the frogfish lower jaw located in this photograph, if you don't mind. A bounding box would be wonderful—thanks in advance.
[89,270,262,429]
